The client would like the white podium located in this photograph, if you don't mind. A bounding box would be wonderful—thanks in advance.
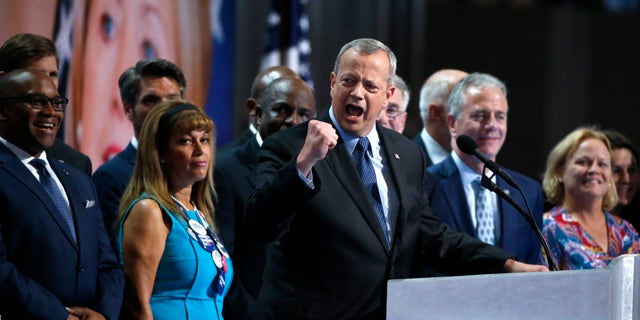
[387,254,640,320]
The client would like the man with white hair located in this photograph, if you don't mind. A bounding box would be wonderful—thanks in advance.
[377,74,410,134]
[413,69,468,166]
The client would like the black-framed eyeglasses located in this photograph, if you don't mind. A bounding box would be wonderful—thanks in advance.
[0,94,69,111]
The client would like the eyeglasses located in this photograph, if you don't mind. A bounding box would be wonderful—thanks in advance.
[1,94,69,111]
[384,104,404,120]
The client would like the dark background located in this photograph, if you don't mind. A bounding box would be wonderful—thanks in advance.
[233,1,640,181]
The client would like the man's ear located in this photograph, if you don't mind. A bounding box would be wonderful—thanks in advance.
[123,103,133,120]
[254,105,263,127]
[447,114,456,135]
[246,98,258,116]
[429,104,445,121]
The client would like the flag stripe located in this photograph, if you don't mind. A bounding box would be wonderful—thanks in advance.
[260,0,313,88]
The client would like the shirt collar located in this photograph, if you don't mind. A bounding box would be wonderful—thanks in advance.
[421,128,448,164]
[0,136,51,168]
[452,151,495,187]
[131,136,139,149]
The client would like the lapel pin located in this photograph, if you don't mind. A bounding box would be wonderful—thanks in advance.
[394,153,400,159]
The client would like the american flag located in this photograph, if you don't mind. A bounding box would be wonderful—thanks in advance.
[53,0,74,139]
[260,0,313,88]
[53,0,73,97]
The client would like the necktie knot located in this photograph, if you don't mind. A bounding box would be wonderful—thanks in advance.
[472,177,483,191]
[30,158,46,170]
[30,159,50,177]
[356,137,370,155]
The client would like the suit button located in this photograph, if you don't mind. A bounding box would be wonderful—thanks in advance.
[78,266,86,272]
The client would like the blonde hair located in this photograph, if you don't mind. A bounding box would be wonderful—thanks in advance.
[542,126,618,211]
[117,99,217,228]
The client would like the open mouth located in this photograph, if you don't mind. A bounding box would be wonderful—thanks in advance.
[346,104,364,118]
[34,121,55,132]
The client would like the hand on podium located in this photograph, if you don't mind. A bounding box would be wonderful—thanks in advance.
[504,258,549,272]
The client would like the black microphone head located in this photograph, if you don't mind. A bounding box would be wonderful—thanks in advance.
[456,135,478,155]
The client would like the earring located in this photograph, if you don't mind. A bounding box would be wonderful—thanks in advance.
[161,160,165,164]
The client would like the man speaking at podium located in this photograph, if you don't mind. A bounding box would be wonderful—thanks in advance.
[245,39,547,320]
[425,72,545,268]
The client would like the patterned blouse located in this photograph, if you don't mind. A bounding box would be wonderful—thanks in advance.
[542,206,640,270]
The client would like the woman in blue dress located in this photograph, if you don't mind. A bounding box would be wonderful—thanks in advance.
[116,100,233,319]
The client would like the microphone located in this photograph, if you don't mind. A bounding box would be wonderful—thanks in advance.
[456,135,519,190]
[480,175,557,271]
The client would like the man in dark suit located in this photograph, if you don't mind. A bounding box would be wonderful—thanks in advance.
[0,69,123,319]
[91,59,185,242]
[413,69,468,167]
[245,38,546,320]
[217,65,298,153]
[425,72,544,267]
[0,33,92,175]
[215,77,315,319]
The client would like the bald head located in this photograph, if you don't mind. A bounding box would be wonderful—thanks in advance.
[417,69,468,152]
[256,76,315,139]
[419,69,468,118]
[250,66,299,99]
[0,68,54,96]
[246,66,300,129]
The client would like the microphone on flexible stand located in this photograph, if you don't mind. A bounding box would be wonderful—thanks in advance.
[480,174,556,271]
[457,135,557,271]
[456,135,519,190]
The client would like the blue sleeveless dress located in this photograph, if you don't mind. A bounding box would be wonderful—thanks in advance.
[117,193,233,319]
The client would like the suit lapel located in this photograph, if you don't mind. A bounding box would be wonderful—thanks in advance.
[377,128,409,252]
[440,158,476,235]
[319,114,390,253]
[496,177,520,246]
[0,145,77,247]
[244,138,260,189]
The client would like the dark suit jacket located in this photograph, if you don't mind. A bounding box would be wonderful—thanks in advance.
[215,137,262,319]
[411,134,434,167]
[425,155,544,265]
[245,111,512,320]
[91,142,136,247]
[0,144,124,319]
[48,138,93,175]
[218,128,255,154]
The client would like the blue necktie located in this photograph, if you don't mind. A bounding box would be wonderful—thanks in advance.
[30,159,77,242]
[353,137,391,248]
[473,178,495,245]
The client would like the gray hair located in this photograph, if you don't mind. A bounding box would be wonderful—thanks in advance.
[332,38,397,84]
[391,74,410,112]
[447,72,507,120]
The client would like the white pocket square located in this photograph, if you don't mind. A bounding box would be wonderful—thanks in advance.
[84,200,95,208]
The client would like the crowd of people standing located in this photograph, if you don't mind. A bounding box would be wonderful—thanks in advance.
[0,32,637,320]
